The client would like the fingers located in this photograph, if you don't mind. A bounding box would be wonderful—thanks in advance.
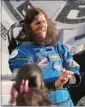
[67,75,72,78]
[58,68,74,86]
[62,68,66,72]
[59,69,73,81]
[63,77,69,81]
[67,70,74,75]
[59,74,71,81]
[62,68,74,75]
[58,77,69,85]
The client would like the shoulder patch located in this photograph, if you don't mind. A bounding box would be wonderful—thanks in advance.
[10,50,18,59]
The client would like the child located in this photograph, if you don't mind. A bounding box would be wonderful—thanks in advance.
[9,64,52,106]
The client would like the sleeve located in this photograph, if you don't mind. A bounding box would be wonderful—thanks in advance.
[62,45,81,86]
[9,48,34,73]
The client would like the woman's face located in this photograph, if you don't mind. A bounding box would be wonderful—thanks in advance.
[30,13,47,40]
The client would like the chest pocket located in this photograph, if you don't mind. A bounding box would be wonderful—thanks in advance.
[48,54,63,72]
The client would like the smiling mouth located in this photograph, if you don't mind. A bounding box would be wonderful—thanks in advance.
[37,27,46,33]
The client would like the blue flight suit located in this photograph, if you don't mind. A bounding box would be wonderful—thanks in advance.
[9,42,81,106]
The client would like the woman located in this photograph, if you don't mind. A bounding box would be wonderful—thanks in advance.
[9,7,81,106]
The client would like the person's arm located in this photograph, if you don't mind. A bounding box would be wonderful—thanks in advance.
[61,45,81,87]
[9,48,34,73]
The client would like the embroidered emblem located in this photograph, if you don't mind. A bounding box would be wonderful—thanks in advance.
[10,50,18,59]
[48,54,60,61]
[37,56,48,68]
[53,62,62,71]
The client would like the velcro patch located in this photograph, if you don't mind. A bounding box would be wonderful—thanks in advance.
[10,50,18,59]
[53,62,62,71]
[37,56,48,68]
[48,54,60,61]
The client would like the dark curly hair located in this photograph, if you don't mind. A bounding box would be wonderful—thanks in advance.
[17,7,58,46]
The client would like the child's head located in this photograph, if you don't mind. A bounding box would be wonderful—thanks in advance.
[15,63,44,89]
[16,87,52,106]
[9,64,46,105]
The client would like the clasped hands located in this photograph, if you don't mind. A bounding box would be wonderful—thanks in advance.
[55,68,74,88]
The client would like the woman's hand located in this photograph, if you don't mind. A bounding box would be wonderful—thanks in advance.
[55,68,74,88]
